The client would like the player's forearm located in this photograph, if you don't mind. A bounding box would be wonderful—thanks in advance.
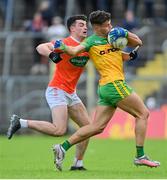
[36,43,54,57]
[54,40,85,56]
[127,32,142,47]
[123,45,139,61]
[64,45,85,56]
[64,46,79,56]
[122,52,130,61]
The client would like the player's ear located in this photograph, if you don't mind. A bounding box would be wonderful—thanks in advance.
[70,25,75,33]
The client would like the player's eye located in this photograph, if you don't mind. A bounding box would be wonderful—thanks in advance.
[79,23,84,27]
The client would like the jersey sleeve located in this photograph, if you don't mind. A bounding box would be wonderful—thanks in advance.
[81,37,92,52]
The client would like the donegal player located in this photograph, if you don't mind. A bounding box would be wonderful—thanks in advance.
[53,10,160,170]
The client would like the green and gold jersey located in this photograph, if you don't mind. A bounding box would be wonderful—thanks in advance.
[81,34,125,85]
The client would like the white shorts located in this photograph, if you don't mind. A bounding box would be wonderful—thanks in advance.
[45,87,82,109]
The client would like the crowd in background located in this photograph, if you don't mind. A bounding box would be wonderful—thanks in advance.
[1,0,167,75]
[22,1,68,74]
[0,0,167,110]
[1,0,167,32]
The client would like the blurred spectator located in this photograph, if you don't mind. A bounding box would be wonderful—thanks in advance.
[144,0,154,19]
[89,0,98,12]
[164,0,167,21]
[30,13,45,32]
[23,12,48,75]
[0,11,3,30]
[77,0,98,16]
[122,10,139,32]
[49,0,67,18]
[46,16,67,41]
[124,0,139,16]
[0,0,8,20]
[144,0,167,25]
[77,1,87,14]
[38,0,54,27]
[143,0,167,24]
[96,0,113,13]
[143,0,156,25]
[122,10,140,75]
[24,0,36,19]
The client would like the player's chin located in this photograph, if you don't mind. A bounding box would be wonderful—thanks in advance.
[82,32,87,38]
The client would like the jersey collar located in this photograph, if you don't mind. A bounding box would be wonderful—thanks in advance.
[70,36,81,43]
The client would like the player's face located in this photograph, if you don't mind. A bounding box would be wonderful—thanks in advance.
[99,20,112,37]
[72,20,88,38]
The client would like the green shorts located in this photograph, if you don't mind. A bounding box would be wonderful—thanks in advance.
[97,80,133,108]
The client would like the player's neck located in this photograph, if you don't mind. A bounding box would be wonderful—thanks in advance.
[70,35,84,43]
[94,30,106,38]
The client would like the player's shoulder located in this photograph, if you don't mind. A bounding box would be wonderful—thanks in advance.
[85,34,97,41]
[62,36,71,42]
[84,34,107,46]
[63,36,77,46]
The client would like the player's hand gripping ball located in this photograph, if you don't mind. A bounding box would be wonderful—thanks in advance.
[108,27,128,49]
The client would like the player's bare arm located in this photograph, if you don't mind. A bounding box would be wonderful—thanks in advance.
[36,42,54,57]
[54,39,86,56]
[36,42,62,64]
[65,44,86,56]
[127,31,142,47]
[122,45,140,61]
[121,32,142,61]
[122,52,130,61]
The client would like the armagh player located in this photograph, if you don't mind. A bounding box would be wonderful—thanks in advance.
[7,15,90,171]
[53,10,160,170]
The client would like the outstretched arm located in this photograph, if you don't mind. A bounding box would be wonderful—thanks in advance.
[54,40,86,56]
[65,44,86,56]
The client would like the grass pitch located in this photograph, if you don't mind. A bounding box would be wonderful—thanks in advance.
[0,135,166,179]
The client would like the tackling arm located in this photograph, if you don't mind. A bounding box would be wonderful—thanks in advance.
[54,40,86,56]
[65,44,86,56]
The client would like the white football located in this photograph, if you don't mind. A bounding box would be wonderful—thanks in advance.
[112,37,128,49]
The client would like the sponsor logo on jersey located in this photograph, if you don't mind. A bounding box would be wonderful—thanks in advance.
[70,56,89,67]
[99,48,119,55]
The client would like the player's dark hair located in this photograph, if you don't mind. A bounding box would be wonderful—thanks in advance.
[89,10,111,25]
[67,15,87,31]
